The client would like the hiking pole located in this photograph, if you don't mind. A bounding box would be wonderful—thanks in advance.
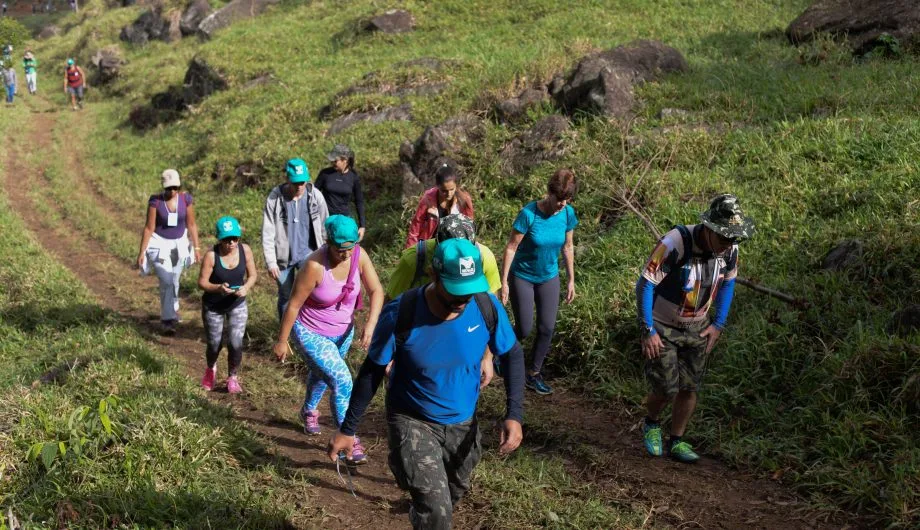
[335,452,358,498]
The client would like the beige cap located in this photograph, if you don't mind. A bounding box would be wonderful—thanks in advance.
[161,169,180,188]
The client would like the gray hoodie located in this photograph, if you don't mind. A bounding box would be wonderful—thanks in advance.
[3,67,15,87]
[262,182,328,270]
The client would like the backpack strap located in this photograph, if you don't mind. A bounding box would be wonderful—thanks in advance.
[412,240,427,286]
[473,291,497,338]
[674,225,694,267]
[395,286,423,351]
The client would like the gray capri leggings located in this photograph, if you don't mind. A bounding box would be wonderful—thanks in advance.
[202,302,248,375]
[509,274,560,374]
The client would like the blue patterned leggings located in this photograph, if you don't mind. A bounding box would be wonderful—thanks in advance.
[291,321,355,428]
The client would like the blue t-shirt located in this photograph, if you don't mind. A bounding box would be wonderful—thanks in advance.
[510,201,578,284]
[368,292,518,424]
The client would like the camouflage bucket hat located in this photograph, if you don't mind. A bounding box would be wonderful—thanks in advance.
[699,194,755,241]
[327,144,354,162]
[436,214,475,244]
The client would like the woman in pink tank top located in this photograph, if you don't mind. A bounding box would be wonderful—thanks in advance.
[272,215,384,464]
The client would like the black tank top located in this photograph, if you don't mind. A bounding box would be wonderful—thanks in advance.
[202,245,247,312]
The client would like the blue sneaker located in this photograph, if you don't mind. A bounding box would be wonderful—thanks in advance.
[642,422,663,456]
[525,373,553,395]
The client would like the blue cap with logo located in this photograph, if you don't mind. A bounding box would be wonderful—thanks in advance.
[432,239,489,296]
[285,158,310,183]
[215,216,241,240]
[324,214,359,249]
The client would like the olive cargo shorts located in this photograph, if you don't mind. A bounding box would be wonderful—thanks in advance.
[645,319,711,398]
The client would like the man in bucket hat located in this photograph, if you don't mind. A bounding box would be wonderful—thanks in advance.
[329,239,525,529]
[634,194,754,463]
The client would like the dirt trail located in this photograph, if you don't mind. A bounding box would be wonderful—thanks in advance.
[3,105,857,529]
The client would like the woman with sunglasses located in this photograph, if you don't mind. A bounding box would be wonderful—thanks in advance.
[272,215,384,464]
[404,164,474,249]
[137,169,201,334]
[197,217,257,394]
[500,168,579,396]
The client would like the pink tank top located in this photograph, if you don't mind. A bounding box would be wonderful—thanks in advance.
[296,253,361,337]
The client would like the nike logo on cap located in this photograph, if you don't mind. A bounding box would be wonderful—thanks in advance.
[467,325,480,333]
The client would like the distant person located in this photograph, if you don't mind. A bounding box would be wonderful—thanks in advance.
[2,44,11,63]
[315,144,366,241]
[23,51,37,95]
[3,62,15,106]
[328,239,525,529]
[636,194,754,463]
[63,58,86,110]
[500,168,578,396]
[198,216,257,394]
[136,169,201,334]
[262,158,329,321]
[1,3,7,16]
[404,164,474,249]
[272,215,384,464]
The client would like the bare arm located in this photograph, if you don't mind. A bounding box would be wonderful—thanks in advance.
[185,201,201,260]
[500,230,525,304]
[240,244,258,293]
[137,205,157,268]
[197,251,232,294]
[357,249,385,349]
[562,230,576,303]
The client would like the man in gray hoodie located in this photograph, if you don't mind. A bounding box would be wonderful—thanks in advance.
[3,63,16,105]
[262,158,329,320]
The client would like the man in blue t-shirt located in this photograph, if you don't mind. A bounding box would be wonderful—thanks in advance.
[330,239,525,530]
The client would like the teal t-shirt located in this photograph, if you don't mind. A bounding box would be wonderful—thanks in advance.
[23,58,37,73]
[510,201,578,284]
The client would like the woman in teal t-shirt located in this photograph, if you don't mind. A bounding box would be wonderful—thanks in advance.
[500,168,578,395]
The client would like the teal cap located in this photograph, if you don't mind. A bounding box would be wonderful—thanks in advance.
[285,158,310,183]
[67,58,74,66]
[324,214,359,249]
[432,239,489,296]
[215,216,241,240]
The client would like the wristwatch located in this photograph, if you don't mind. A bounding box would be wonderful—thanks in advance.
[642,325,656,337]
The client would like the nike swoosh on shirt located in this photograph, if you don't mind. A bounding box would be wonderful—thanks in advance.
[467,325,480,332]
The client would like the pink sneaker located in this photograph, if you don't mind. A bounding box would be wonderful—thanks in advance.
[227,375,242,394]
[301,409,321,435]
[201,367,216,391]
[349,436,367,465]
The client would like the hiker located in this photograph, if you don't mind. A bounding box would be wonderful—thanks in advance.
[197,216,257,394]
[404,164,474,249]
[262,158,329,321]
[23,51,37,95]
[387,213,502,388]
[63,58,86,110]
[328,239,525,529]
[636,194,754,463]
[500,168,578,396]
[136,169,201,334]
[315,144,366,241]
[1,44,10,63]
[3,62,15,106]
[272,215,384,464]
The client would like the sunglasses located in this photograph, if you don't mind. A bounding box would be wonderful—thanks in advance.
[220,237,240,243]
[164,186,179,191]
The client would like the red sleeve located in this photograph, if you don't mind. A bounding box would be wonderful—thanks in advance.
[404,196,429,249]
[461,191,474,219]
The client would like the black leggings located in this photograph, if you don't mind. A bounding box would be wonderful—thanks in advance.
[509,274,560,374]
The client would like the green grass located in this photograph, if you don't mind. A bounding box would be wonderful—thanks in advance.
[19,0,920,525]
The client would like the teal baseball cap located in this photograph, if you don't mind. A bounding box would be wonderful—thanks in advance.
[67,58,74,66]
[215,216,241,240]
[432,239,489,296]
[285,158,310,183]
[324,215,359,249]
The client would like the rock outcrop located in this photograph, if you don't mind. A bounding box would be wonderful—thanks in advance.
[327,104,412,136]
[499,115,572,172]
[550,40,688,119]
[398,116,481,197]
[787,0,920,55]
[91,46,125,85]
[197,0,280,39]
[364,9,415,34]
[120,7,182,45]
[492,87,548,125]
[180,0,211,36]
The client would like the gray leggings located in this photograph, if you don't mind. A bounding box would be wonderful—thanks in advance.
[202,302,248,375]
[509,274,560,374]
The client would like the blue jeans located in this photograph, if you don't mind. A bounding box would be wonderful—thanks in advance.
[5,84,14,103]
[276,264,299,321]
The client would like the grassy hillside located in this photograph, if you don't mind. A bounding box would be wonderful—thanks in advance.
[18,0,920,525]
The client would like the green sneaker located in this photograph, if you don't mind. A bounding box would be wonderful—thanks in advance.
[669,441,699,463]
[642,423,663,456]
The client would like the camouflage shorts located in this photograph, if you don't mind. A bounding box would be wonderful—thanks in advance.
[387,411,481,530]
[645,319,711,398]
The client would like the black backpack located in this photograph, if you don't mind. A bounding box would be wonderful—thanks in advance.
[394,286,497,350]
